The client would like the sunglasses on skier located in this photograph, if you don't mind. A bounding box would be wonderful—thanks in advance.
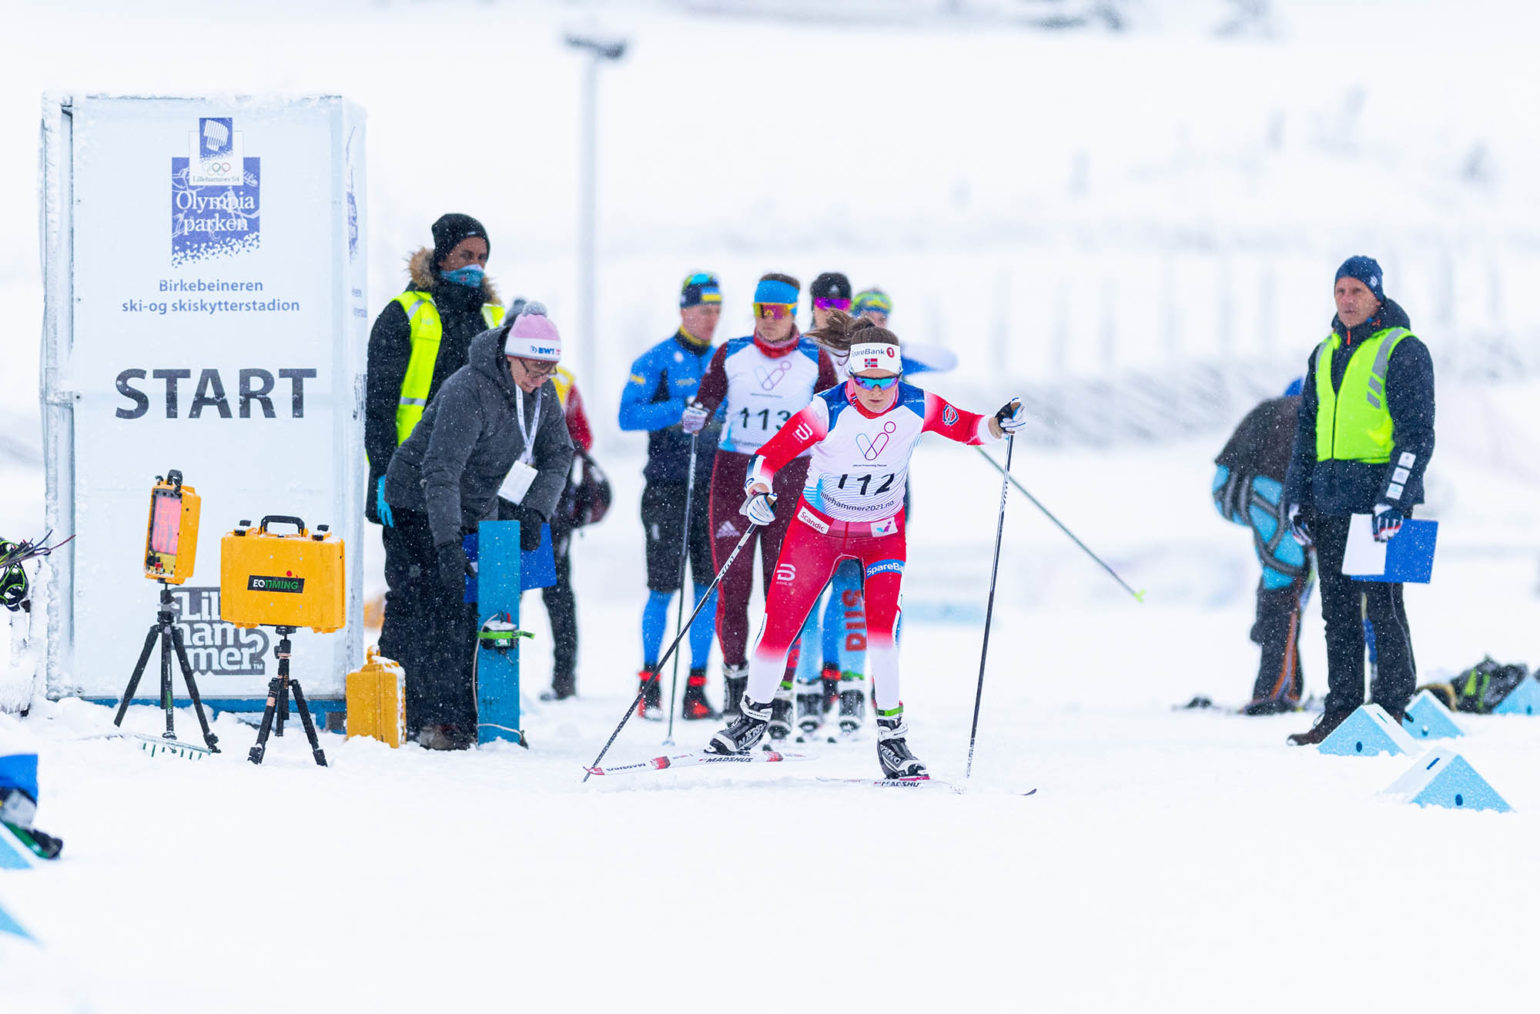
[813,297,852,312]
[849,372,901,390]
[754,302,795,320]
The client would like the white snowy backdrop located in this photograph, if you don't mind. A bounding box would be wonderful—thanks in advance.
[3,2,1540,1012]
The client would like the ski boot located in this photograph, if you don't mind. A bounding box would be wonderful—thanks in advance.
[681,668,719,721]
[706,694,771,755]
[875,709,927,779]
[795,681,824,740]
[767,684,794,745]
[820,663,841,716]
[636,668,663,721]
[837,673,866,736]
[722,664,749,720]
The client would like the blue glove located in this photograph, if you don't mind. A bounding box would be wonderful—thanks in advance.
[1372,503,1404,542]
[1286,503,1311,546]
[377,477,394,527]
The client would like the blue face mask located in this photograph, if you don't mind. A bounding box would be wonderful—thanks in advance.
[442,264,485,289]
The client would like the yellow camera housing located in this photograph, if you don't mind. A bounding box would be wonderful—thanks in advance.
[219,516,345,633]
[144,471,200,585]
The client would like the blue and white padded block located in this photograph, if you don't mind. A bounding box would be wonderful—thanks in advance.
[1401,689,1464,740]
[1383,746,1512,813]
[1318,703,1418,757]
[1493,677,1540,716]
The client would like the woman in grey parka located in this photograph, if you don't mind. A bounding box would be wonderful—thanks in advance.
[383,303,574,748]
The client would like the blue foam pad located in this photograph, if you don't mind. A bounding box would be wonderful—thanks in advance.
[1493,678,1540,716]
[0,899,33,939]
[1384,747,1512,813]
[1318,703,1418,757]
[1402,689,1464,740]
[0,828,32,870]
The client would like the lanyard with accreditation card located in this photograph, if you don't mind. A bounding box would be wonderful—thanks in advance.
[498,385,543,504]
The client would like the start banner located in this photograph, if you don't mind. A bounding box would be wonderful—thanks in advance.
[40,95,368,702]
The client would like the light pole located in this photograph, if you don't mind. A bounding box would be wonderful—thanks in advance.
[564,33,627,405]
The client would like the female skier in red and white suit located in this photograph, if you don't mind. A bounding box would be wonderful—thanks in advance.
[705,311,1026,777]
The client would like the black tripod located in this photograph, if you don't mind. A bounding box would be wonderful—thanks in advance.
[247,626,327,766]
[114,581,221,752]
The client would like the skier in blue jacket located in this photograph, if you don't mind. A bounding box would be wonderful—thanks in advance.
[617,272,725,720]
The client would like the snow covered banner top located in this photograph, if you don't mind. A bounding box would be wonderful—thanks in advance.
[40,95,368,701]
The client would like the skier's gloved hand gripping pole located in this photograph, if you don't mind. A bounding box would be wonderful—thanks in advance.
[662,433,700,746]
[582,491,775,782]
[973,403,1145,602]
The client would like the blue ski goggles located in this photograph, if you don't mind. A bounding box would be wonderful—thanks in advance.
[849,373,901,391]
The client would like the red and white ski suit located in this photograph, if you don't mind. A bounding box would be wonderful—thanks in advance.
[744,380,999,710]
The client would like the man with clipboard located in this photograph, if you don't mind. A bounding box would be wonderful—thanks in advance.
[1281,256,1435,746]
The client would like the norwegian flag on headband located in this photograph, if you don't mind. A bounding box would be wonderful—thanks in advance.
[861,356,881,370]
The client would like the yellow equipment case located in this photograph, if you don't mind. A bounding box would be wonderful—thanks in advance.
[345,647,406,748]
[219,515,345,632]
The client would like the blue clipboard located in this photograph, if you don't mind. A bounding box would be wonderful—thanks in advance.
[1343,517,1438,584]
[462,524,557,603]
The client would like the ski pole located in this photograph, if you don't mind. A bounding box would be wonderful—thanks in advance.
[973,446,1145,603]
[663,434,700,746]
[583,524,757,782]
[966,435,1014,781]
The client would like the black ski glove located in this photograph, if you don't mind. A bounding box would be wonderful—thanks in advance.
[436,541,473,589]
[499,500,547,552]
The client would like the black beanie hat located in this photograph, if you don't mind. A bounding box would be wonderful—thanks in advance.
[431,213,490,266]
[810,272,852,303]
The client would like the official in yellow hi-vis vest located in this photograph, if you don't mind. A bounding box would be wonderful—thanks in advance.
[365,214,504,685]
[1281,256,1435,746]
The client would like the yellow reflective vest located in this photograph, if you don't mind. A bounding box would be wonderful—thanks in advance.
[393,293,505,445]
[1312,326,1411,465]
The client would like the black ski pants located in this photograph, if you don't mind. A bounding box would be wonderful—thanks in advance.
[379,508,476,736]
[1250,582,1306,706]
[540,519,577,694]
[1309,512,1417,718]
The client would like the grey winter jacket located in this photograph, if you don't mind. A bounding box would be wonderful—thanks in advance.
[384,328,574,549]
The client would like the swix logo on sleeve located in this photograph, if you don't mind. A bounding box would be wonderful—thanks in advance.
[865,559,904,579]
[774,563,798,584]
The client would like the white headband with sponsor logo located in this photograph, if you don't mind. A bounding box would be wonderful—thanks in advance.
[850,341,901,373]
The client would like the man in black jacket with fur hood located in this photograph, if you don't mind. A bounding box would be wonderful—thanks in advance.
[366,214,505,707]
[383,305,574,749]
[1282,256,1435,745]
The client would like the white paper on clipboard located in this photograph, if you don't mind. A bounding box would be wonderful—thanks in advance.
[1340,513,1387,577]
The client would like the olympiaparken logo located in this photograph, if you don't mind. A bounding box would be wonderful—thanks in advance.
[171,117,261,266]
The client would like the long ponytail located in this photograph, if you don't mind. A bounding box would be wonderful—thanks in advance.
[806,308,901,354]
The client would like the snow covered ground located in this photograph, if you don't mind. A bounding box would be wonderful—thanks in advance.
[7,406,1540,1013]
[5,1,1540,1012]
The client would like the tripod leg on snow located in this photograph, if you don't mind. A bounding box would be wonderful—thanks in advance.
[171,625,220,752]
[287,680,328,767]
[114,625,161,726]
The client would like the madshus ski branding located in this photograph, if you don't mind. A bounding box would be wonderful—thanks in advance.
[171,117,261,266]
